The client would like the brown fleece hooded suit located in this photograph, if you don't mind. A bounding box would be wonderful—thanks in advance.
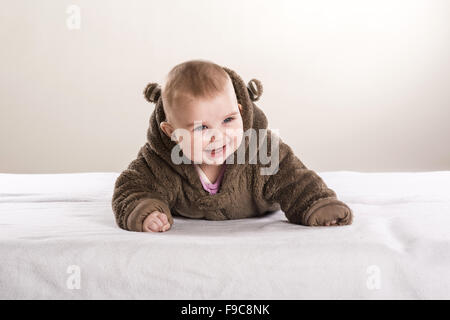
[111,66,353,232]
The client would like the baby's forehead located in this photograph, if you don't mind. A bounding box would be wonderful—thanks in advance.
[173,96,238,124]
[166,80,238,120]
[177,90,235,110]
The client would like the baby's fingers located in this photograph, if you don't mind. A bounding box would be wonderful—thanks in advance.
[155,213,172,232]
[158,213,169,225]
[143,220,159,232]
[142,212,163,232]
[161,223,171,232]
[150,214,164,229]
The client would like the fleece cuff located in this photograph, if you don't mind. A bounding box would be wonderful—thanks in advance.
[302,197,352,226]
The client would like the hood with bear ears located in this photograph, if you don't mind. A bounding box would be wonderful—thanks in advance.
[142,66,269,194]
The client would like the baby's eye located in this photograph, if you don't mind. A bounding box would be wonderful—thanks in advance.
[194,125,207,132]
[224,117,234,123]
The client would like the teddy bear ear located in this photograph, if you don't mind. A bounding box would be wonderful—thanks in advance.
[143,82,161,104]
[247,78,263,102]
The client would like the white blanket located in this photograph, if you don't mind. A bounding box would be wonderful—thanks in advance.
[1,171,449,299]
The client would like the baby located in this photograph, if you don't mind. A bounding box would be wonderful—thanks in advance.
[112,59,353,232]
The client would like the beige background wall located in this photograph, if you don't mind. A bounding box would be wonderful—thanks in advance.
[1,0,449,173]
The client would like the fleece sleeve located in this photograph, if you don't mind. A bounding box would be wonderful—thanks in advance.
[111,147,177,232]
[261,135,352,226]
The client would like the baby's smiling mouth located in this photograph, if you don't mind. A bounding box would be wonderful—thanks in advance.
[205,145,226,157]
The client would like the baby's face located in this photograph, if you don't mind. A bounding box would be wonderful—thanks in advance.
[163,82,244,165]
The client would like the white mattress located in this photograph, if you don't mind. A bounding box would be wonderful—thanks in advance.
[1,171,449,299]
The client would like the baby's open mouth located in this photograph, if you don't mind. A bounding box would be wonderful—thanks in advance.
[205,145,226,157]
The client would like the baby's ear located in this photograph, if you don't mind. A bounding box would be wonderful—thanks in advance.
[247,79,263,102]
[143,82,161,104]
[159,121,171,139]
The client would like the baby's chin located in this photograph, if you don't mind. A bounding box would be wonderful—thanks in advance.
[203,144,229,165]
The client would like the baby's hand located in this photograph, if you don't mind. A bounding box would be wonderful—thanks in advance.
[143,211,172,232]
[307,204,353,226]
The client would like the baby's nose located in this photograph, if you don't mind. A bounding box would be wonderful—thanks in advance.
[209,129,219,141]
[207,129,225,144]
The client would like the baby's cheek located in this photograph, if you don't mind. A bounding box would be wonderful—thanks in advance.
[180,135,207,163]
[228,128,244,152]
